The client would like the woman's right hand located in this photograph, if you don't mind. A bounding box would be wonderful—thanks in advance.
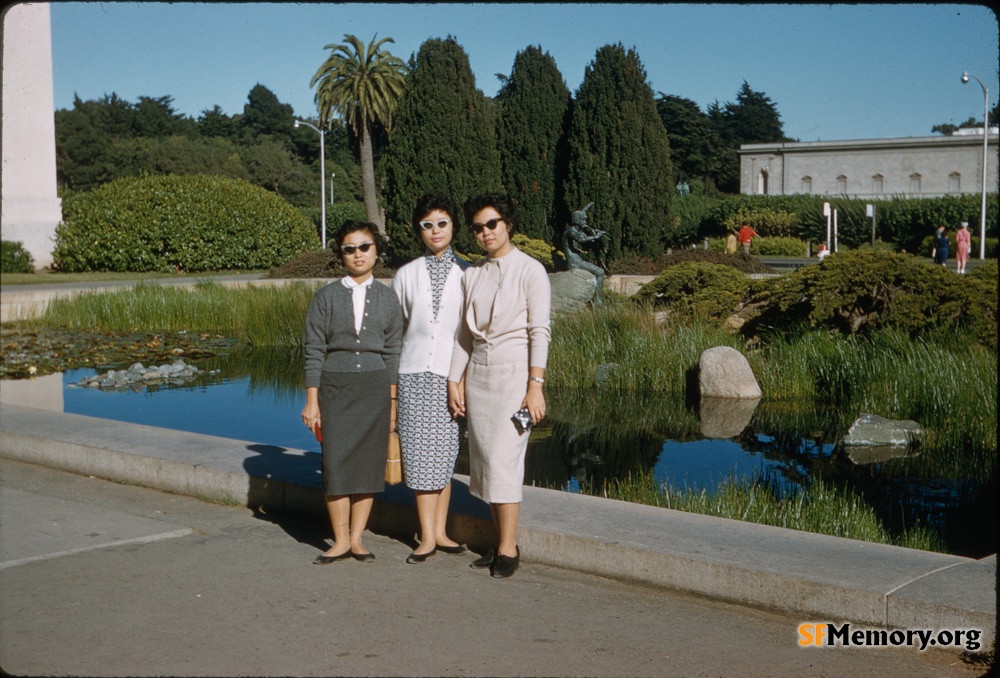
[302,387,321,436]
[447,379,466,419]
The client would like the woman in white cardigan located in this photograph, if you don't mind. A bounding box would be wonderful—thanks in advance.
[391,193,470,564]
[448,193,551,578]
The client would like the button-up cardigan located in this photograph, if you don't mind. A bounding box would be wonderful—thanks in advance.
[303,278,403,389]
[391,254,468,377]
[448,248,551,381]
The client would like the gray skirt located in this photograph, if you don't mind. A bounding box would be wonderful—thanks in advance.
[464,359,530,503]
[319,369,390,495]
[397,372,461,491]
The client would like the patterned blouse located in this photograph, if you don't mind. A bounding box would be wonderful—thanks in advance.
[425,247,457,320]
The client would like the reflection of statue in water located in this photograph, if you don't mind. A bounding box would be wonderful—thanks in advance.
[562,202,607,305]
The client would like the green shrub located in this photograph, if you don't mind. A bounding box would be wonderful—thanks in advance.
[751,236,808,257]
[512,233,556,268]
[632,262,751,322]
[1,240,35,273]
[53,174,320,272]
[745,250,997,349]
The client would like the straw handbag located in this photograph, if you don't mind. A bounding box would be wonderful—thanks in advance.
[385,432,402,485]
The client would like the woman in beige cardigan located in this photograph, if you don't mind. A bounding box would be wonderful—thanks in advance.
[448,193,551,578]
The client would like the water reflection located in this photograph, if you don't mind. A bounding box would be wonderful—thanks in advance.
[38,345,997,558]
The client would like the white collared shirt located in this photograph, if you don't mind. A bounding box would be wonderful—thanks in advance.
[341,275,374,334]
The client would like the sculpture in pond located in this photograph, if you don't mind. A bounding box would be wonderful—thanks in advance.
[561,202,607,305]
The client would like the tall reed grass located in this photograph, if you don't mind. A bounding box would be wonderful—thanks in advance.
[597,470,943,552]
[40,281,322,346]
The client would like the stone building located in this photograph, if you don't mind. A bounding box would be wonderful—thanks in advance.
[1,3,62,269]
[738,130,999,199]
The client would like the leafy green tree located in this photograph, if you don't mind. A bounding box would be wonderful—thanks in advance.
[564,43,674,260]
[311,34,408,236]
[710,82,792,193]
[55,105,114,191]
[495,45,572,242]
[133,95,192,137]
[198,105,239,140]
[656,93,724,192]
[240,84,295,142]
[380,37,504,259]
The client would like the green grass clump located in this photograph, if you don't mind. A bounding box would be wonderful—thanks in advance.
[41,280,321,346]
[597,470,944,552]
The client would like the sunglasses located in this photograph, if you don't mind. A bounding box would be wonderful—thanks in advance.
[340,241,375,255]
[419,218,452,231]
[471,218,504,234]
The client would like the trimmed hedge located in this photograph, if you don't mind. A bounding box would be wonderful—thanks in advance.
[53,174,319,272]
[1,240,35,273]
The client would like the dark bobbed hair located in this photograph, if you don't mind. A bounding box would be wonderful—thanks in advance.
[334,220,384,255]
[463,193,519,237]
[411,192,461,240]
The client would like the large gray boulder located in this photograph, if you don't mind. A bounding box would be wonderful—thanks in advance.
[840,413,922,447]
[698,346,762,399]
[549,269,597,314]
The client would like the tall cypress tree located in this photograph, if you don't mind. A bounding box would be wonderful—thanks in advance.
[381,37,503,259]
[564,44,674,260]
[496,45,572,243]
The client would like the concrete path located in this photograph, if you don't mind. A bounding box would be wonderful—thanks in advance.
[0,456,989,677]
[0,403,994,677]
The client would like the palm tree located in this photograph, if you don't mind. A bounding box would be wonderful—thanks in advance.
[311,34,407,237]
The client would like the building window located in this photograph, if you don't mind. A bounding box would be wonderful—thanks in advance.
[872,174,884,194]
[801,176,812,194]
[836,175,847,194]
[910,174,922,194]
[949,173,961,193]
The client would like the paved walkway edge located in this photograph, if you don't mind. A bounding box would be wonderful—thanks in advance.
[0,403,993,652]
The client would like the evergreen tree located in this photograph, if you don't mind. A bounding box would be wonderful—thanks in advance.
[381,37,503,259]
[711,82,791,193]
[564,43,674,260]
[656,93,724,191]
[241,84,295,142]
[495,45,572,243]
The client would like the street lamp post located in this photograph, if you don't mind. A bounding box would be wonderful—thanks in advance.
[294,120,326,249]
[961,71,989,260]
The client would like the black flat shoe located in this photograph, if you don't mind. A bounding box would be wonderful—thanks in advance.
[490,546,520,578]
[406,548,436,564]
[437,544,467,555]
[470,547,496,569]
[351,550,376,563]
[312,551,352,565]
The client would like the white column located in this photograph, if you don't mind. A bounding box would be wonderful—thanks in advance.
[2,2,63,269]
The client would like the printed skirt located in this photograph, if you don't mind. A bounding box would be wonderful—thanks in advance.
[397,372,461,491]
[319,369,390,495]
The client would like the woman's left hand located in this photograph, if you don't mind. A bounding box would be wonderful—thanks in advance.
[522,387,546,426]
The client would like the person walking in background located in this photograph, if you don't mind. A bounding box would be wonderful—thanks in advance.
[955,221,971,274]
[391,193,469,564]
[302,220,402,565]
[725,229,738,254]
[933,225,950,268]
[448,193,551,579]
[737,222,758,254]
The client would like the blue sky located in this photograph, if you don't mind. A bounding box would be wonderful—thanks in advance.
[47,3,998,142]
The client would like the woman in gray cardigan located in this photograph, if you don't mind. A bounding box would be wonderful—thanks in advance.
[302,221,403,564]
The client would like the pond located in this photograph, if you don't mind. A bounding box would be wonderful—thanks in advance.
[12,346,995,559]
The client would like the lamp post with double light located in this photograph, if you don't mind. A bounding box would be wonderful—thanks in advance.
[961,71,989,260]
[294,120,326,249]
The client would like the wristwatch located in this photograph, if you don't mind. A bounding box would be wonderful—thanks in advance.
[529,376,545,385]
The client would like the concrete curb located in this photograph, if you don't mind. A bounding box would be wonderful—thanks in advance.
[0,403,993,652]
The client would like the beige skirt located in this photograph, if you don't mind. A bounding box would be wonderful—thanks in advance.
[464,359,530,503]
